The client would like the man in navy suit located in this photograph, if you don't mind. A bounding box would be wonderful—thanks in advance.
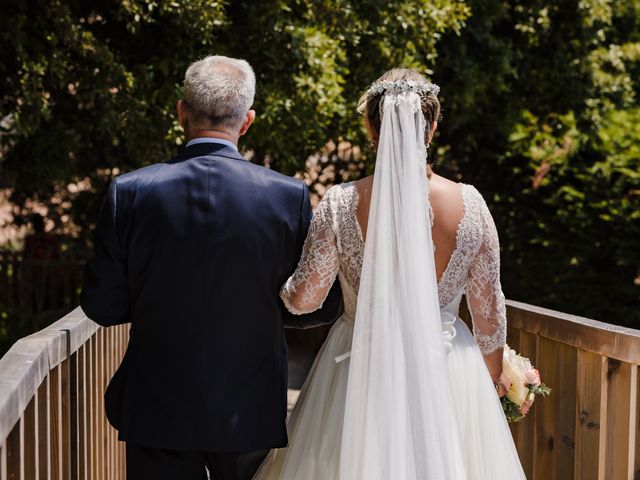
[81,55,342,480]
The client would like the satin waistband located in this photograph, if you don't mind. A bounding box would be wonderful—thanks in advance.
[334,310,459,364]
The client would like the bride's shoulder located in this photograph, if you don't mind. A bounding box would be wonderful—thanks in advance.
[460,182,483,203]
[431,176,489,218]
[322,181,359,205]
[327,181,358,195]
[460,183,490,212]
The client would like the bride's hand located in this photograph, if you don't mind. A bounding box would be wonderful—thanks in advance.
[492,371,512,398]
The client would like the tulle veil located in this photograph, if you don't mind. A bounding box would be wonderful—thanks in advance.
[338,86,467,479]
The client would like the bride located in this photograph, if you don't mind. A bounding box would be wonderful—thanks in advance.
[255,68,526,479]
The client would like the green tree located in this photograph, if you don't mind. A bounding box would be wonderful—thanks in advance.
[434,0,640,325]
[1,0,469,227]
[0,0,638,331]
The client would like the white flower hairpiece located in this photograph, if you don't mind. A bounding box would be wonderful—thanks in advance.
[366,79,440,98]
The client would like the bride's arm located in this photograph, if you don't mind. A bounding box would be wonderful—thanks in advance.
[465,198,509,392]
[281,192,340,315]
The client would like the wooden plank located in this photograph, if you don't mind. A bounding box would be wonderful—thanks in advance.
[106,329,113,480]
[535,336,557,480]
[102,329,108,480]
[513,330,537,479]
[117,326,125,479]
[555,343,577,480]
[69,349,78,480]
[506,301,640,364]
[86,337,94,480]
[629,366,638,480]
[36,379,49,480]
[597,356,609,480]
[60,359,71,480]
[97,329,105,480]
[1,441,7,480]
[603,359,634,479]
[118,325,126,479]
[90,335,97,480]
[22,393,37,480]
[77,345,87,480]
[507,325,521,463]
[6,416,22,480]
[107,328,120,480]
[635,366,640,480]
[48,364,61,480]
[575,351,604,480]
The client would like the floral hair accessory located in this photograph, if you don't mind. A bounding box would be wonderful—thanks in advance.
[357,79,440,114]
[366,79,440,98]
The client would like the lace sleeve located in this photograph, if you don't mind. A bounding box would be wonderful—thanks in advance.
[280,191,340,315]
[465,194,507,355]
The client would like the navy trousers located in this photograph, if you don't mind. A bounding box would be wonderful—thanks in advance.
[126,443,269,480]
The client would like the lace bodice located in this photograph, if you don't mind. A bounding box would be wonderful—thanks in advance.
[280,182,507,355]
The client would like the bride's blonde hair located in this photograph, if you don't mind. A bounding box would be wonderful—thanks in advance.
[358,68,441,149]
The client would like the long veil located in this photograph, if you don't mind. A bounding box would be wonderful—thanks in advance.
[339,89,467,479]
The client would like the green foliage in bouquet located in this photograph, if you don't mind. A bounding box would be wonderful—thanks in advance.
[501,383,552,423]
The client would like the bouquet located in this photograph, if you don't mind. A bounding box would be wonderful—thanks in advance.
[501,345,551,423]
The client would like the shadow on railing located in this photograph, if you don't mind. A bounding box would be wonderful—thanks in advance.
[0,307,127,479]
[0,302,638,479]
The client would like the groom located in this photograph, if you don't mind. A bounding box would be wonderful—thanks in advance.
[81,55,342,480]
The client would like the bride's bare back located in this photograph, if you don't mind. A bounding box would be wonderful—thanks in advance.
[280,175,507,357]
[354,173,464,282]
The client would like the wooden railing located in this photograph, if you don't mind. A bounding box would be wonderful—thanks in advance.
[504,300,640,480]
[0,302,638,479]
[0,307,128,479]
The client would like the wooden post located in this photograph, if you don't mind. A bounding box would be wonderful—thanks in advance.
[575,350,604,480]
[77,344,87,480]
[69,348,78,480]
[6,417,22,480]
[49,364,62,480]
[635,367,640,479]
[88,334,96,480]
[23,393,37,480]
[604,360,636,479]
[1,441,7,480]
[37,379,49,480]
[512,329,537,478]
[61,358,71,480]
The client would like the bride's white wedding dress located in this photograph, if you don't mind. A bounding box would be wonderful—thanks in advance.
[255,181,526,479]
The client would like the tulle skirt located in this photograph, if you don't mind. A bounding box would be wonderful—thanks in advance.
[254,316,526,479]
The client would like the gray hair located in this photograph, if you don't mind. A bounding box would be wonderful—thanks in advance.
[183,55,256,130]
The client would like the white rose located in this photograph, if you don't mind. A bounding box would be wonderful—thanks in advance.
[503,354,529,406]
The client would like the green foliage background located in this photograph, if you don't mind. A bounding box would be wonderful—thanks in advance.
[1,0,638,329]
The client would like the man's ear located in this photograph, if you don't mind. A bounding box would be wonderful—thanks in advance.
[177,100,188,129]
[239,110,256,136]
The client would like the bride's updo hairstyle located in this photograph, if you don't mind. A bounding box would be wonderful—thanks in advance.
[358,68,441,159]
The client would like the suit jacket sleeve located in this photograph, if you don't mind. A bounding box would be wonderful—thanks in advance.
[280,183,343,329]
[80,180,130,326]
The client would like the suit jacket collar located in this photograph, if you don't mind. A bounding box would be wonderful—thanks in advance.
[173,142,246,162]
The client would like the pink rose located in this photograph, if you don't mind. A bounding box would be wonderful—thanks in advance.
[525,368,541,386]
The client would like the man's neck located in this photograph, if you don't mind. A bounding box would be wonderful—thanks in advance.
[186,129,238,146]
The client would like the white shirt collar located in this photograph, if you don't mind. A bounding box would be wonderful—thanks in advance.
[185,137,238,151]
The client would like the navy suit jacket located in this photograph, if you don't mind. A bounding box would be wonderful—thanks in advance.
[81,142,342,452]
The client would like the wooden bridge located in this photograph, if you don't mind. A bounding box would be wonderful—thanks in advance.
[0,301,638,479]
